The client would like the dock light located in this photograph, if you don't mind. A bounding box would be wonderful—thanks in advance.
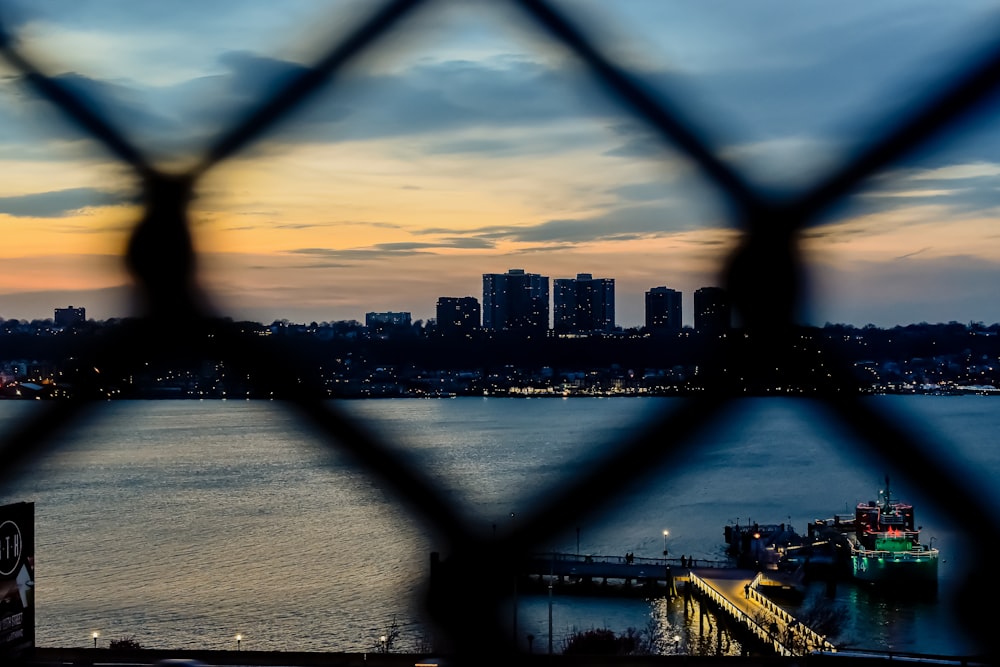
[662,530,669,556]
[236,634,242,651]
[92,631,99,648]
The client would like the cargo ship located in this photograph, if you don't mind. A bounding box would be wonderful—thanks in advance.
[849,477,939,589]
[803,477,938,591]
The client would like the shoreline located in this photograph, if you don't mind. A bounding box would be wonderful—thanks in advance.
[2,387,998,401]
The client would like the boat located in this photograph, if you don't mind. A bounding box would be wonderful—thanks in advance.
[847,476,939,589]
[724,520,804,571]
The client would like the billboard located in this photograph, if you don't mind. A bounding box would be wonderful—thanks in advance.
[0,502,33,659]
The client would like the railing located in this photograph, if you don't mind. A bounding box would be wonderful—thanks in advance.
[746,574,835,655]
[538,551,731,570]
[854,546,940,560]
[688,572,791,657]
[0,0,998,663]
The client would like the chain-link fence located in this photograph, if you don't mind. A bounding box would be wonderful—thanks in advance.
[1,0,997,663]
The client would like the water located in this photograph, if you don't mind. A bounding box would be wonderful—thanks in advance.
[0,396,991,656]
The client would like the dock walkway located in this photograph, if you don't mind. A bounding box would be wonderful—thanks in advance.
[689,569,836,656]
[520,553,835,656]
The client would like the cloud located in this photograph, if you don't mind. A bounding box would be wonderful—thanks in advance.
[2,70,181,155]
[286,236,497,261]
[6,0,1000,174]
[602,122,676,159]
[592,4,1000,187]
[150,52,608,154]
[813,162,1000,232]
[908,162,1000,181]
[0,43,629,161]
[269,220,402,231]
[444,203,713,246]
[0,187,133,218]
[424,137,521,156]
[438,237,495,249]
[506,215,657,243]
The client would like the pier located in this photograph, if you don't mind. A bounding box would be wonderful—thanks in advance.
[689,569,837,656]
[517,552,836,656]
[519,552,710,591]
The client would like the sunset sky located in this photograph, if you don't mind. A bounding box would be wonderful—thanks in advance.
[2,0,1000,327]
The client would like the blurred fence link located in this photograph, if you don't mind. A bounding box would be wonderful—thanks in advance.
[0,0,996,662]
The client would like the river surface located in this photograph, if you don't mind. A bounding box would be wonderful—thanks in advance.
[0,396,992,656]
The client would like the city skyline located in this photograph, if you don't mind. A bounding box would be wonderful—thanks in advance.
[10,271,995,332]
[2,2,1000,328]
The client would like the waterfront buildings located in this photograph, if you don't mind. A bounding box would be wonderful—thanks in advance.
[645,286,682,334]
[366,311,412,334]
[436,297,481,338]
[694,287,732,334]
[482,269,549,335]
[553,273,616,335]
[39,277,730,342]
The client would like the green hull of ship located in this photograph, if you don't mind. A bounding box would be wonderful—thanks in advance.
[851,553,938,588]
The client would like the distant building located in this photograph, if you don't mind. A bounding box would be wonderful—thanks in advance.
[553,273,615,334]
[365,311,411,333]
[482,269,549,334]
[54,306,85,327]
[436,297,480,337]
[644,286,682,334]
[694,287,731,334]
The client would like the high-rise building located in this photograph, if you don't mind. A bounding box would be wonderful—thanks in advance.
[553,279,575,333]
[694,287,731,334]
[553,273,615,334]
[54,306,85,327]
[482,269,549,334]
[436,296,480,338]
[645,286,682,334]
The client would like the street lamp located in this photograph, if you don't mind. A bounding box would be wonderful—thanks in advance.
[236,634,242,651]
[92,632,99,649]
[548,580,554,655]
[662,530,669,556]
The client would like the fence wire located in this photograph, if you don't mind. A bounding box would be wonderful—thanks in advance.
[0,0,997,663]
